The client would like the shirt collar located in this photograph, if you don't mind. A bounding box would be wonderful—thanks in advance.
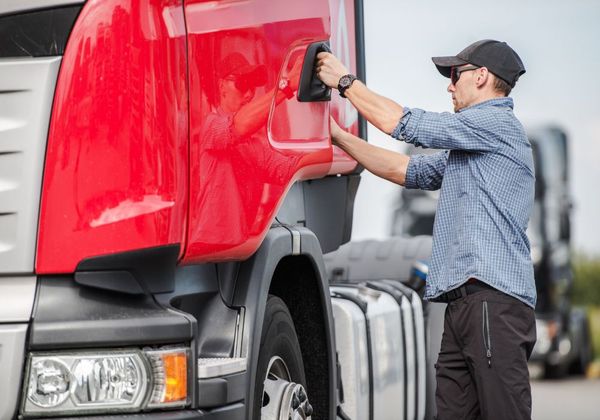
[457,97,514,113]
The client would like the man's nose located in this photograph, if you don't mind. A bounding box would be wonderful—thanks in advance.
[447,83,455,93]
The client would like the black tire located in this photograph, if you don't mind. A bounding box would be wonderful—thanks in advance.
[253,295,307,419]
[571,317,593,375]
[543,360,568,379]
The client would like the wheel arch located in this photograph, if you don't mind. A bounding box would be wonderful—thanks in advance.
[233,226,336,420]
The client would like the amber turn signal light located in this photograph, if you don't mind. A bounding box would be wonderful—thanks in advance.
[146,348,189,408]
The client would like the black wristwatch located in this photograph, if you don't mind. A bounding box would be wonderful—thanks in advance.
[338,74,358,98]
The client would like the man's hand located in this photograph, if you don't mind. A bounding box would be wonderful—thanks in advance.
[329,116,345,146]
[316,52,349,89]
[327,117,409,186]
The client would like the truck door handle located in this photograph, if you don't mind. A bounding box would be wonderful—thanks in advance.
[297,41,331,102]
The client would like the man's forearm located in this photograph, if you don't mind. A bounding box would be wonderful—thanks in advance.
[335,130,410,186]
[344,81,405,135]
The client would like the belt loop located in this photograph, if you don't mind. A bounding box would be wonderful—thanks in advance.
[460,286,467,299]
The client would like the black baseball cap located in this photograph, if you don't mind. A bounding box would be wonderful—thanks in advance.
[432,39,526,87]
[218,52,267,87]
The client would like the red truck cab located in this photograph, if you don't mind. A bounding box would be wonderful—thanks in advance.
[0,0,368,419]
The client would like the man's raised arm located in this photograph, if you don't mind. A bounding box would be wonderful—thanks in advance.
[316,52,404,134]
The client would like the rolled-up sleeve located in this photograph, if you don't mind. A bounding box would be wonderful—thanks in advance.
[391,107,500,153]
[405,150,449,191]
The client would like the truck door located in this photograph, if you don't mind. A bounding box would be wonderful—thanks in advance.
[182,0,335,262]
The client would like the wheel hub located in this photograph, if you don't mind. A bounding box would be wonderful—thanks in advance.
[261,356,313,420]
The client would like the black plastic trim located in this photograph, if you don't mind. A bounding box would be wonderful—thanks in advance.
[0,5,82,57]
[216,262,241,307]
[197,372,246,408]
[303,174,361,253]
[29,276,192,350]
[155,264,239,360]
[29,411,204,420]
[75,245,180,294]
[349,0,368,176]
[29,404,245,420]
[354,0,367,143]
[75,270,144,294]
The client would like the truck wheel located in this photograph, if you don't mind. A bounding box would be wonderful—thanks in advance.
[571,316,593,375]
[543,360,567,379]
[254,296,313,420]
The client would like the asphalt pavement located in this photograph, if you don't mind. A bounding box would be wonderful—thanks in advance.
[531,377,600,420]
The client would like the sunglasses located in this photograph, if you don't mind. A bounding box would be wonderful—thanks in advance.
[225,76,255,94]
[450,65,480,85]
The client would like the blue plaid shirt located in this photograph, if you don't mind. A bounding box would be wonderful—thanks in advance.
[392,97,536,308]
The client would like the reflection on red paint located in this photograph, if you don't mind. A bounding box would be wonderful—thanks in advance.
[269,46,329,146]
[183,0,333,262]
[36,0,189,273]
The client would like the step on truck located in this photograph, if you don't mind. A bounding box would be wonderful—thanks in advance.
[0,1,434,419]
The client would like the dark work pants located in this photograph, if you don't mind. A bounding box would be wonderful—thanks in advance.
[435,288,536,420]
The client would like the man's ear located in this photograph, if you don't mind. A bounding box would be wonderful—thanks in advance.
[475,67,490,88]
[217,79,227,97]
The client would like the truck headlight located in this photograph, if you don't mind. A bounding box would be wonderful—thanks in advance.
[27,358,72,408]
[22,347,189,417]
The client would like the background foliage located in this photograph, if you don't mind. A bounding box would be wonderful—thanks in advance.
[572,253,600,360]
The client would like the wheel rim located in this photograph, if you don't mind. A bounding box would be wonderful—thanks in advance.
[261,356,313,420]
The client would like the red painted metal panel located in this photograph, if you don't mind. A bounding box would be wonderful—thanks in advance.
[182,0,333,262]
[36,0,189,273]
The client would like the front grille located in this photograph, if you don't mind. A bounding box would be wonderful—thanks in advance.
[0,57,62,273]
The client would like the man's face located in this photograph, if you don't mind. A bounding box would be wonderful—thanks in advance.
[219,76,255,112]
[447,65,479,112]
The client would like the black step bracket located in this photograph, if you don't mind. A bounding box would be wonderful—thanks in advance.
[75,244,180,295]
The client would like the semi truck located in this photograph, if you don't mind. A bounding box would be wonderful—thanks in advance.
[526,127,593,378]
[0,0,434,419]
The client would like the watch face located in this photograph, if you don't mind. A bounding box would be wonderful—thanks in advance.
[339,75,352,89]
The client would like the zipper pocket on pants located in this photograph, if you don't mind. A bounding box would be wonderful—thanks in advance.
[482,301,492,367]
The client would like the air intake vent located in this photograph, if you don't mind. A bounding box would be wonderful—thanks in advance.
[0,57,62,273]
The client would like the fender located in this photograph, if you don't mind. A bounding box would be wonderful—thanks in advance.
[233,226,337,420]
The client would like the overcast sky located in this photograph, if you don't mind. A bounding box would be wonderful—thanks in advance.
[352,0,600,255]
